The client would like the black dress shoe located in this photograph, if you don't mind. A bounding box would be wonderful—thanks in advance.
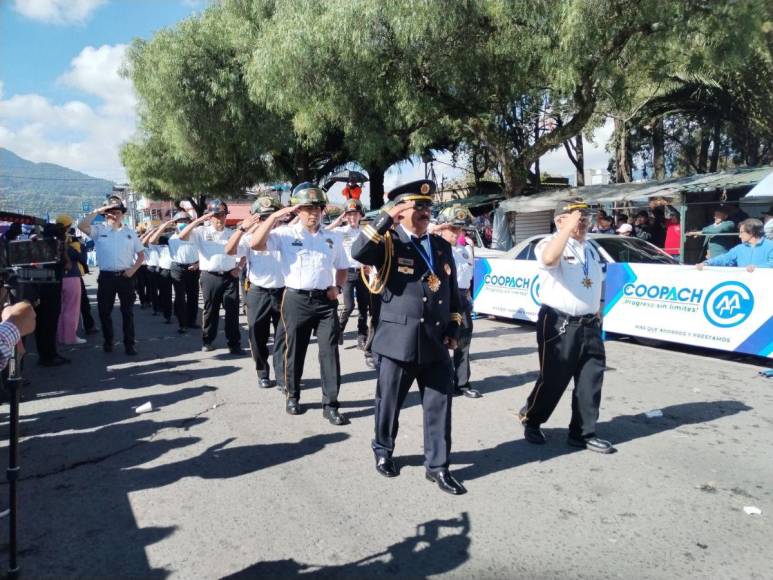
[286,399,301,415]
[375,456,398,478]
[567,435,615,454]
[228,346,245,355]
[524,425,546,445]
[259,378,271,389]
[426,469,467,495]
[103,342,114,353]
[201,344,215,352]
[323,407,349,426]
[38,355,71,367]
[125,345,138,356]
[461,386,482,398]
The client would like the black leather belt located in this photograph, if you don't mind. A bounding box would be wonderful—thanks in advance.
[173,262,197,267]
[287,288,328,298]
[543,305,598,324]
[204,270,231,276]
[99,270,126,276]
[250,286,284,293]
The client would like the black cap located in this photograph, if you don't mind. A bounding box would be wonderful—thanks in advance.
[206,199,227,215]
[386,179,436,204]
[103,195,127,213]
[554,197,590,216]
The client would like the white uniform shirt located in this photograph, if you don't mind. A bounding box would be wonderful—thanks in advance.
[157,244,173,270]
[269,222,348,290]
[90,223,144,271]
[168,234,199,264]
[452,244,474,290]
[238,233,284,289]
[144,245,159,267]
[536,234,603,316]
[332,224,362,269]
[189,225,237,272]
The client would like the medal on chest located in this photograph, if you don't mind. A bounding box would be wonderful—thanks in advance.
[411,236,441,292]
[569,243,593,288]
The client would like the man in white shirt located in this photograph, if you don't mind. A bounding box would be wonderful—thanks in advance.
[519,199,613,454]
[433,205,481,399]
[78,196,144,356]
[180,200,244,355]
[146,223,175,324]
[327,198,369,349]
[162,211,201,334]
[226,197,286,390]
[249,183,349,425]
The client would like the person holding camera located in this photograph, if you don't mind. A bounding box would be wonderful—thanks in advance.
[78,196,145,356]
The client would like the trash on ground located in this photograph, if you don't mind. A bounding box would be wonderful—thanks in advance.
[743,506,762,516]
[135,401,153,414]
[644,409,663,418]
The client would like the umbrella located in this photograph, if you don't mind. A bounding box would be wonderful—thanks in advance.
[323,170,369,191]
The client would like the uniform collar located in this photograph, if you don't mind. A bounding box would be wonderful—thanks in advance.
[293,222,322,238]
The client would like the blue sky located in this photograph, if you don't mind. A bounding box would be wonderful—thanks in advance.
[0,0,611,196]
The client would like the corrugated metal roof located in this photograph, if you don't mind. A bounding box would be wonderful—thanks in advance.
[499,166,773,213]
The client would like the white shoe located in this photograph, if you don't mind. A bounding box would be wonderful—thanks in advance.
[72,337,87,345]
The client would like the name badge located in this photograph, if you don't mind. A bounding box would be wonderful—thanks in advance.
[397,257,414,266]
[397,266,414,275]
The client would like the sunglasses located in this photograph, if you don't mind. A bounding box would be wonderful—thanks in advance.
[412,202,432,212]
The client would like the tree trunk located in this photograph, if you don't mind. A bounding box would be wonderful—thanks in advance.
[652,118,665,180]
[614,118,632,183]
[697,127,710,173]
[574,134,585,186]
[365,163,385,210]
[533,119,541,188]
[709,120,721,173]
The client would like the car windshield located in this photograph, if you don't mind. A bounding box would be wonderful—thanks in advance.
[595,237,675,264]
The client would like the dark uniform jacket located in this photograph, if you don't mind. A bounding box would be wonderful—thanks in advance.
[352,212,462,365]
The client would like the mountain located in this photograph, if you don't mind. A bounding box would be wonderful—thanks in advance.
[0,147,115,219]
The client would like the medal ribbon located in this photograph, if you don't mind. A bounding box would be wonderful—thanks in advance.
[411,235,435,275]
[568,242,590,281]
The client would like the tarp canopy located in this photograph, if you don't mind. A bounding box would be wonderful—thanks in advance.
[742,169,773,199]
[499,166,773,213]
[434,193,505,212]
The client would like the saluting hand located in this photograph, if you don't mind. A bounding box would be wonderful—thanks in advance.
[387,200,414,220]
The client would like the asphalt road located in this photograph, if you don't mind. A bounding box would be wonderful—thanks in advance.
[1,274,771,579]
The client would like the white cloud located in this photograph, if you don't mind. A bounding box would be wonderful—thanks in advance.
[13,0,107,25]
[0,44,136,180]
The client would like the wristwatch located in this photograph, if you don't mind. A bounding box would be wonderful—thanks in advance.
[238,225,246,232]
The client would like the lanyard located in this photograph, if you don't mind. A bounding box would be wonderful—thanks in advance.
[568,242,591,280]
[411,236,435,275]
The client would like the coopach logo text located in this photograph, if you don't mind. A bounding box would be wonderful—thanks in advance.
[483,274,541,305]
[622,281,754,328]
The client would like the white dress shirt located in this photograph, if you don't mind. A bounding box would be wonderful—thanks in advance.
[144,245,159,268]
[269,223,348,290]
[332,224,362,269]
[452,244,474,290]
[91,223,144,272]
[238,233,284,289]
[168,234,199,264]
[157,245,173,270]
[189,225,237,272]
[535,234,603,316]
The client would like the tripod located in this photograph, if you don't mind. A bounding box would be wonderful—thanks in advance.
[4,341,21,578]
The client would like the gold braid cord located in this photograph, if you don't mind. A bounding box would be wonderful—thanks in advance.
[360,231,393,295]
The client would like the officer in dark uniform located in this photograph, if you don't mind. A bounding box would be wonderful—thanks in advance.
[225,196,286,389]
[78,195,145,356]
[352,180,467,495]
[249,184,350,425]
[519,198,614,454]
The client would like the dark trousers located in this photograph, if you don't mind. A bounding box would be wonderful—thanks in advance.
[281,290,340,407]
[156,268,173,320]
[364,292,381,359]
[453,291,473,388]
[200,271,241,347]
[135,265,151,306]
[34,281,62,361]
[245,285,286,382]
[170,264,200,329]
[97,272,136,346]
[522,305,605,439]
[373,355,453,472]
[338,269,369,338]
[146,267,160,313]
[79,276,96,331]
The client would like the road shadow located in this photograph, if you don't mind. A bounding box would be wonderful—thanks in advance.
[470,345,536,361]
[223,512,472,579]
[396,400,751,482]
[123,432,350,490]
[469,323,534,339]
